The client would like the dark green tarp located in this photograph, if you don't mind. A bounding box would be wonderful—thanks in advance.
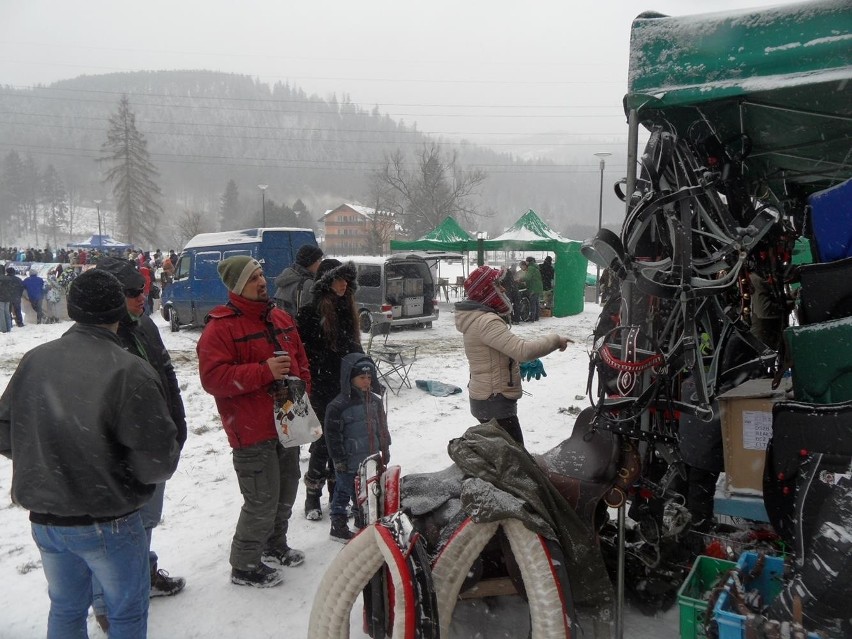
[626,0,852,203]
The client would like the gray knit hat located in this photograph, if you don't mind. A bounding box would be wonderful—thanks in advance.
[217,256,263,294]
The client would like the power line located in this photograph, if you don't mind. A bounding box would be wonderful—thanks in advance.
[0,140,617,174]
[0,108,626,139]
[0,116,627,148]
[0,88,624,119]
[4,84,622,111]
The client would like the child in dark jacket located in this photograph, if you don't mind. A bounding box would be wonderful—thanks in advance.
[324,353,390,542]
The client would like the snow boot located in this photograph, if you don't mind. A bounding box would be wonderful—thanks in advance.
[150,562,186,597]
[330,515,354,543]
[230,563,283,588]
[305,488,323,521]
[262,546,305,567]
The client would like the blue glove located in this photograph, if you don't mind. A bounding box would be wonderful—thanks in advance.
[522,359,546,381]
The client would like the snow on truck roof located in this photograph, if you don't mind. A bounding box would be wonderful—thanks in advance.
[182,227,312,250]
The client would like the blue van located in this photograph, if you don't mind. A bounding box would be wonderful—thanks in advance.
[161,227,317,331]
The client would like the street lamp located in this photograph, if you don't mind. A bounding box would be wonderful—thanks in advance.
[594,152,612,304]
[257,184,268,228]
[93,199,103,248]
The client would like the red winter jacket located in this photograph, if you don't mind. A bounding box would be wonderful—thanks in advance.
[197,292,312,449]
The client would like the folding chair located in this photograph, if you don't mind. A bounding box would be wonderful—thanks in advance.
[366,321,418,395]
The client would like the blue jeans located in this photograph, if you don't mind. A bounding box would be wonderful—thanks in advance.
[330,470,356,518]
[92,483,165,616]
[32,511,150,639]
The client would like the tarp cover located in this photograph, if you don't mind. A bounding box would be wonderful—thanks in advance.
[626,0,852,201]
[389,216,477,252]
[483,210,587,316]
[66,235,133,250]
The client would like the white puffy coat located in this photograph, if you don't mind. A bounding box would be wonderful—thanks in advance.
[454,301,563,401]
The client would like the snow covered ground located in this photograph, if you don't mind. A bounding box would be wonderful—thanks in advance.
[0,296,679,638]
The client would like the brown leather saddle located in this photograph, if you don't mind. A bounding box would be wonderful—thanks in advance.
[534,407,640,533]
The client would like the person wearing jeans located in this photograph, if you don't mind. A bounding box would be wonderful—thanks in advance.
[33,512,150,639]
[0,269,180,639]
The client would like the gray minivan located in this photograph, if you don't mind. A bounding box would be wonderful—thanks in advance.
[347,254,440,332]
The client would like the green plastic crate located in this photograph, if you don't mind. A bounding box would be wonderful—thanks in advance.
[678,555,737,639]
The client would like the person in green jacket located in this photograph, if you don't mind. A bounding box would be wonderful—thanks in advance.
[524,257,543,321]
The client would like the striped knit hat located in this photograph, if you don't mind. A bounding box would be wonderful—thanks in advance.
[464,266,511,314]
[217,256,262,294]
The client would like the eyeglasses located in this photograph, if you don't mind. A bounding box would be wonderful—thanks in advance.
[124,288,144,298]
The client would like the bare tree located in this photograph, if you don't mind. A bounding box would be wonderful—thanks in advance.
[175,209,204,247]
[374,144,487,238]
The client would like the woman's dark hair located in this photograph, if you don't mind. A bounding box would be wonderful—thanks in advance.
[314,261,360,348]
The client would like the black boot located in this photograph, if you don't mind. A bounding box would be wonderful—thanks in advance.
[305,488,323,521]
[330,515,354,543]
[150,562,186,597]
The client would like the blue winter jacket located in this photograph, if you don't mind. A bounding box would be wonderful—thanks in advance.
[324,352,390,473]
[22,274,45,302]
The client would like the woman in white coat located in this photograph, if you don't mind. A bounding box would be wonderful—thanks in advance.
[454,265,570,446]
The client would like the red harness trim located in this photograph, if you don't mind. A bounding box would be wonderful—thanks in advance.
[600,343,664,373]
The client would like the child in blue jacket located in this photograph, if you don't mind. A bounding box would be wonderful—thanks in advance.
[324,353,390,542]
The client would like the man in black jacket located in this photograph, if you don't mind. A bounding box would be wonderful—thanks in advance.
[0,269,181,638]
[1,266,25,328]
[93,257,187,620]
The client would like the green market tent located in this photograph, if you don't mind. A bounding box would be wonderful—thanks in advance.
[625,0,852,205]
[482,210,588,317]
[389,216,478,252]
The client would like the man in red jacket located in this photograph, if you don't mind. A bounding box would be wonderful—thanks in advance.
[197,255,311,588]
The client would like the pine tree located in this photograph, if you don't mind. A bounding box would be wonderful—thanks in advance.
[41,164,68,248]
[21,155,41,245]
[99,95,164,246]
[0,150,26,244]
[219,179,240,230]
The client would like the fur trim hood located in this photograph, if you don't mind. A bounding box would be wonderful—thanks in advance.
[311,261,358,297]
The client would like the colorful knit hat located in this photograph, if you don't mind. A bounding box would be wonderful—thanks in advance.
[464,266,511,314]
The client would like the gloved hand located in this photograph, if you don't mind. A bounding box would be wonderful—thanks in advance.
[521,359,547,381]
[333,460,348,474]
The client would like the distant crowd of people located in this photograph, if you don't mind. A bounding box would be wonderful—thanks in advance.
[0,247,181,331]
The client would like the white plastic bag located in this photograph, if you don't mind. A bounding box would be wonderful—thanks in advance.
[273,376,322,447]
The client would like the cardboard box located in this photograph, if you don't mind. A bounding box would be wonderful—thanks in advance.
[718,378,788,495]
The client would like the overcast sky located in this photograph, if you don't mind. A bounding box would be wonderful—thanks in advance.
[1,0,806,160]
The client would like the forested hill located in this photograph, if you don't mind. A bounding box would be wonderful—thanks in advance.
[0,70,600,240]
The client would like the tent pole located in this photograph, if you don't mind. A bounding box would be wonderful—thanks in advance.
[614,107,640,639]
